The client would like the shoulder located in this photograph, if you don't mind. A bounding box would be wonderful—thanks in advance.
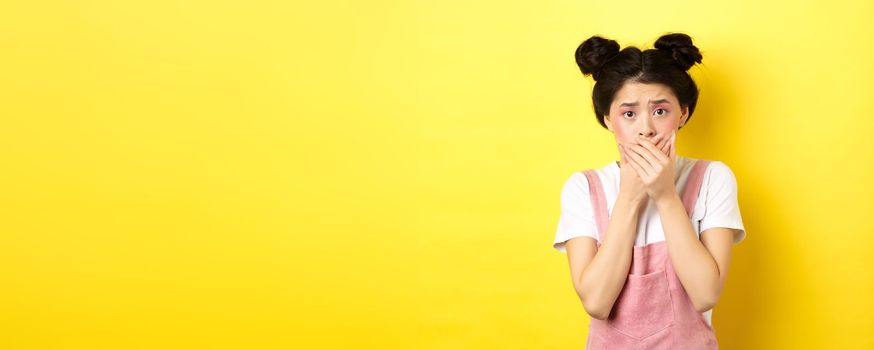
[561,171,589,200]
[703,160,738,184]
[561,161,615,195]
[695,159,740,199]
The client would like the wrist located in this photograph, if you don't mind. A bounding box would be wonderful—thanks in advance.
[654,191,681,208]
[618,191,647,210]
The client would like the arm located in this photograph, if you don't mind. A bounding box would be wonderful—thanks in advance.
[655,194,737,312]
[622,133,740,312]
[567,193,645,320]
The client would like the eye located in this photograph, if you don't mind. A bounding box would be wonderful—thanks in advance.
[623,111,634,118]
[654,108,668,116]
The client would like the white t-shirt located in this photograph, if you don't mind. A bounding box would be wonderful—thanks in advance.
[552,154,746,326]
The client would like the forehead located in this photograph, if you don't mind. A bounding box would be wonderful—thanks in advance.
[612,82,678,105]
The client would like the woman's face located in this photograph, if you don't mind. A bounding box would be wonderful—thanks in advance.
[604,81,689,148]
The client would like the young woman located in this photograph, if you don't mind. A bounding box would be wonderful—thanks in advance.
[552,33,747,348]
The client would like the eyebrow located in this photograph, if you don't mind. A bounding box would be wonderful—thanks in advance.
[619,99,671,107]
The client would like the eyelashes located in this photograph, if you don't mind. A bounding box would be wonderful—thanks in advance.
[622,108,669,118]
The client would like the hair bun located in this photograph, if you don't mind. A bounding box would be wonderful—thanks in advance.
[575,35,620,80]
[654,33,702,70]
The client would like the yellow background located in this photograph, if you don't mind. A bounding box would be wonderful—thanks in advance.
[1,0,872,349]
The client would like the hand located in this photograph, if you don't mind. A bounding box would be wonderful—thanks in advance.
[620,130,677,203]
[617,134,667,207]
[617,143,648,207]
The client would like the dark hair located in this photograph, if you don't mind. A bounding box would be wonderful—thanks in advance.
[574,33,703,130]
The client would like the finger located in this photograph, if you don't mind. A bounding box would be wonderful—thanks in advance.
[624,149,649,179]
[638,138,669,164]
[659,134,670,155]
[622,145,633,166]
[669,130,677,160]
[621,146,634,165]
[623,146,653,178]
[652,135,666,154]
[652,134,664,147]
[618,144,623,163]
[627,143,658,170]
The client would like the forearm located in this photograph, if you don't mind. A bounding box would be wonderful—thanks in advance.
[576,194,643,319]
[655,193,721,312]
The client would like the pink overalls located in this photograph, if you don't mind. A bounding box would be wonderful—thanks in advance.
[580,159,718,349]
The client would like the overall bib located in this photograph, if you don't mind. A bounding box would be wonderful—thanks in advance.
[581,160,718,350]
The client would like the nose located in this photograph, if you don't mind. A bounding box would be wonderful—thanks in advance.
[637,114,656,138]
[638,125,656,138]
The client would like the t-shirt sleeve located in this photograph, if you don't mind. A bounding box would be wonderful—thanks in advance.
[553,172,599,253]
[698,161,747,244]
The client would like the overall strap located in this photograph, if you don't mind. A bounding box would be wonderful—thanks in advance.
[681,160,712,218]
[581,169,608,241]
[581,159,712,243]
